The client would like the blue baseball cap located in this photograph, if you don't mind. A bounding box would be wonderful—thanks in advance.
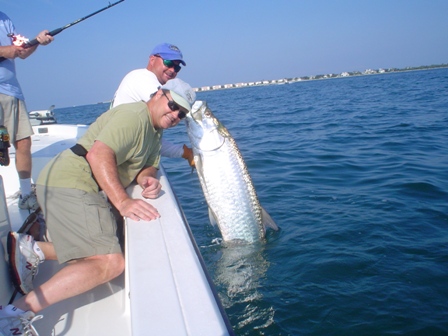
[150,43,186,66]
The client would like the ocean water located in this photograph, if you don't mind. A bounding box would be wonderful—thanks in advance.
[55,68,448,335]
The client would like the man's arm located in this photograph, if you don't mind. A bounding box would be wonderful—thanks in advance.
[17,30,54,59]
[135,166,162,199]
[0,44,19,59]
[86,140,160,221]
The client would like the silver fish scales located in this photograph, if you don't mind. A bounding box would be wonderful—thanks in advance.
[186,101,278,243]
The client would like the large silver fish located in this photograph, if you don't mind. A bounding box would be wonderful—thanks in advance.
[185,101,278,243]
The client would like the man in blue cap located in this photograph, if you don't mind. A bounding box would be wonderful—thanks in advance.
[112,43,194,166]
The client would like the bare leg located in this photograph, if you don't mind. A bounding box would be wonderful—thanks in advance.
[14,137,32,179]
[13,253,125,313]
[36,242,57,261]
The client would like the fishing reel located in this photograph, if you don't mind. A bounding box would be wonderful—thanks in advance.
[0,33,30,62]
[7,33,30,47]
[0,125,11,166]
[0,34,29,62]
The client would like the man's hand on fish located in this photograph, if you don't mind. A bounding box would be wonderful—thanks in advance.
[182,144,195,167]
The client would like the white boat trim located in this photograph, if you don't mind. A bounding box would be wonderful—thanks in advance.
[28,105,57,126]
[0,123,233,335]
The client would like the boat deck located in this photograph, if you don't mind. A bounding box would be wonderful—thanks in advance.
[0,124,232,335]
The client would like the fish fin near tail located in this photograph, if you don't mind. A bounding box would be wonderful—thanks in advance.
[261,207,279,231]
[208,207,218,227]
[194,154,202,171]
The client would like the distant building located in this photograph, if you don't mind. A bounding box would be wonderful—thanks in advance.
[192,64,447,92]
[364,69,377,74]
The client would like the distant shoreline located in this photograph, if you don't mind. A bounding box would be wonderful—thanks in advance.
[59,64,448,108]
[195,63,448,92]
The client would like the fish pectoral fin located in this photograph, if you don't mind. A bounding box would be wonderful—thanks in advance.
[194,154,202,171]
[208,207,218,227]
[261,207,279,231]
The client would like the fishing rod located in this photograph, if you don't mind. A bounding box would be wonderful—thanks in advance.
[0,0,125,61]
[26,0,125,47]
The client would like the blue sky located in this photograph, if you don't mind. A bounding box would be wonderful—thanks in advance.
[1,0,447,109]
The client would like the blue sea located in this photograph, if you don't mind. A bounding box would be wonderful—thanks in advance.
[55,68,448,335]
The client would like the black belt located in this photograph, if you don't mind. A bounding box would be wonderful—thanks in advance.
[70,144,102,191]
[70,143,88,157]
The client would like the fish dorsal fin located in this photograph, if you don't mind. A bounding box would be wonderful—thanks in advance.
[208,207,218,227]
[261,207,279,231]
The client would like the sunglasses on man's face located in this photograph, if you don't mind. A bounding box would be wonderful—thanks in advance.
[155,55,182,72]
[162,91,187,119]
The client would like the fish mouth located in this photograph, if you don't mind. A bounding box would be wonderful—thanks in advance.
[188,101,206,123]
[185,103,203,137]
[186,100,226,151]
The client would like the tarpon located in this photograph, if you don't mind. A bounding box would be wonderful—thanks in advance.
[185,101,278,243]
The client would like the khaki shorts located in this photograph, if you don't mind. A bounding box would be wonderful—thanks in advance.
[36,185,122,264]
[0,93,33,143]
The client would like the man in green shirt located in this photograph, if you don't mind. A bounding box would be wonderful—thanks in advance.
[1,78,196,333]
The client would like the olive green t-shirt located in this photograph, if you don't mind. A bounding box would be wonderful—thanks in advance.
[37,101,162,192]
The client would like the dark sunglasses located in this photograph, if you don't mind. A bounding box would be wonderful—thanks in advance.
[162,90,187,119]
[155,55,182,72]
